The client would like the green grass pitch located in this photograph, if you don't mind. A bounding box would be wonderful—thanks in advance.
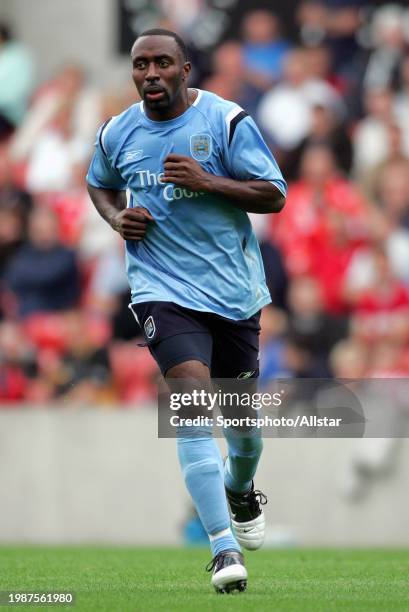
[1,547,408,611]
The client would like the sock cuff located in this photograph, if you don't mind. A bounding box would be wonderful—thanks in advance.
[209,527,232,542]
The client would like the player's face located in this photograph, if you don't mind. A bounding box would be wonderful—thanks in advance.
[131,36,190,115]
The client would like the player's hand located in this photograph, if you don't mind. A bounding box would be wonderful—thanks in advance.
[111,207,154,240]
[163,154,212,191]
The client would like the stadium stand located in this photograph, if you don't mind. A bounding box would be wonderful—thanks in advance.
[1,3,409,405]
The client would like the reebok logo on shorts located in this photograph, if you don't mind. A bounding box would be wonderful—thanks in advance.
[144,316,156,339]
[237,370,256,380]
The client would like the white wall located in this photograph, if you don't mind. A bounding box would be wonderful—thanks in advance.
[2,0,130,86]
[1,407,408,546]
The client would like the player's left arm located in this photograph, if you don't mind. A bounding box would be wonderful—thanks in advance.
[163,157,284,214]
[163,112,287,214]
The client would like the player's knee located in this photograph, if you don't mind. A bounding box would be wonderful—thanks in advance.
[166,359,210,379]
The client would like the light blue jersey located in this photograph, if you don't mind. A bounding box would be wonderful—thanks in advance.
[87,89,287,320]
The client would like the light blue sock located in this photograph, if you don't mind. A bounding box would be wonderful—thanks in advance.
[209,528,239,557]
[224,429,263,494]
[177,434,240,556]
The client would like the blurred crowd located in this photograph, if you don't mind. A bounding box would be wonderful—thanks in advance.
[1,1,409,406]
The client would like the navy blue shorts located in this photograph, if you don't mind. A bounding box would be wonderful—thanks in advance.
[130,301,261,378]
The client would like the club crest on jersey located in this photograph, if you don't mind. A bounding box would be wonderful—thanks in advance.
[144,316,155,339]
[190,134,212,161]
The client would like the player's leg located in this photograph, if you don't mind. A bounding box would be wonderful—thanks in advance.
[130,301,246,591]
[166,359,239,556]
[222,376,264,495]
[223,418,267,551]
[211,311,264,493]
[210,311,267,550]
[166,359,247,592]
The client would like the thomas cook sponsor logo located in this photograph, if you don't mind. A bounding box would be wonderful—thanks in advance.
[190,134,212,162]
[133,169,205,201]
[144,316,156,339]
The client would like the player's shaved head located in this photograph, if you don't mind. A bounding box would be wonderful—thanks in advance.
[132,28,188,62]
[130,29,191,121]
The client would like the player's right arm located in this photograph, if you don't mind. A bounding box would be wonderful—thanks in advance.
[86,120,153,241]
[87,185,153,241]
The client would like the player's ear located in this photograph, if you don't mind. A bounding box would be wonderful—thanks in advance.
[182,61,191,81]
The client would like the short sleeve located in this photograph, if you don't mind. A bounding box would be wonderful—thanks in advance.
[86,122,127,190]
[225,112,287,197]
